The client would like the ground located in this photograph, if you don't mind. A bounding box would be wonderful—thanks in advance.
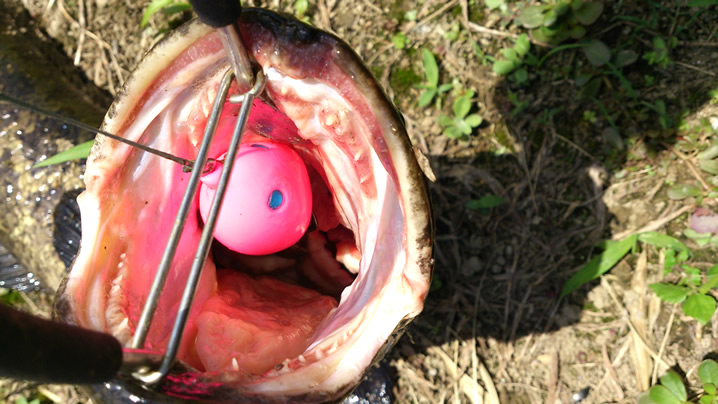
[3,0,718,403]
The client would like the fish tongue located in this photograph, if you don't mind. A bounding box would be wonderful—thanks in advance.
[193,270,337,375]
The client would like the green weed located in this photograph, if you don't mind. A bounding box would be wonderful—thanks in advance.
[438,90,483,139]
[492,34,535,85]
[643,36,678,67]
[416,49,453,108]
[141,0,191,28]
[639,359,718,404]
[517,0,604,45]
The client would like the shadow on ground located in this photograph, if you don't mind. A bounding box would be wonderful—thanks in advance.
[394,4,718,400]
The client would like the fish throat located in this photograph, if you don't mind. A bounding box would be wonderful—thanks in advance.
[57,9,431,401]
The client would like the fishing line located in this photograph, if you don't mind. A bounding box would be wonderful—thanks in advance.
[0,93,198,171]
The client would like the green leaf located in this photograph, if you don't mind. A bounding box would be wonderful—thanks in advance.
[709,265,718,277]
[467,195,504,209]
[512,68,529,84]
[699,393,715,404]
[684,228,712,246]
[294,0,309,17]
[455,119,472,135]
[579,77,602,99]
[437,114,454,127]
[392,32,407,49]
[554,1,570,16]
[648,384,683,404]
[573,1,603,25]
[575,73,593,87]
[650,283,690,304]
[518,5,548,29]
[568,24,587,39]
[486,0,505,9]
[422,49,439,88]
[637,232,689,254]
[660,371,687,401]
[141,0,175,28]
[454,95,472,119]
[581,39,611,66]
[404,9,418,21]
[465,114,483,127]
[614,49,639,68]
[438,83,454,93]
[493,60,517,75]
[677,248,689,263]
[543,9,558,27]
[667,183,702,200]
[418,89,436,108]
[503,48,520,61]
[444,126,464,139]
[699,159,718,175]
[683,293,716,325]
[699,360,718,387]
[637,392,654,404]
[700,275,718,294]
[514,34,530,56]
[698,143,718,160]
[561,234,637,296]
[161,2,191,16]
[34,140,93,168]
[664,249,677,273]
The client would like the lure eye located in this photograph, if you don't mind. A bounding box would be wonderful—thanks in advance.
[198,140,312,255]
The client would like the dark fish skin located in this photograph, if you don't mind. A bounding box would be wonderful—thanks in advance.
[0,2,110,292]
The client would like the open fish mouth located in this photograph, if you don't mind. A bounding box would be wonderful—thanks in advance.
[55,9,432,402]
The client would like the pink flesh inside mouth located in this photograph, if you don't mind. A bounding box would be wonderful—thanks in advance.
[178,97,361,375]
[62,15,431,397]
[122,92,365,376]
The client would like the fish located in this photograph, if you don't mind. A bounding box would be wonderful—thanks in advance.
[0,1,110,293]
[55,8,433,402]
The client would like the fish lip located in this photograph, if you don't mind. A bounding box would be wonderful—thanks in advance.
[56,8,433,401]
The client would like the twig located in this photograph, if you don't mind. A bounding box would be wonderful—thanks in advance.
[553,132,599,162]
[671,147,711,191]
[413,0,459,32]
[73,0,86,66]
[36,386,62,403]
[611,204,695,240]
[361,0,383,14]
[545,351,559,404]
[675,61,716,77]
[601,277,671,369]
[466,21,555,48]
[651,304,676,385]
[601,343,625,401]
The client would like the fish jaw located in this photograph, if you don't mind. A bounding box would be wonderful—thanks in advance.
[55,9,432,402]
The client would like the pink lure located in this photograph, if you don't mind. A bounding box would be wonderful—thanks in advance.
[199,141,312,255]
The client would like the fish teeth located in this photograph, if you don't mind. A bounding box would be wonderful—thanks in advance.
[326,340,338,355]
[231,357,239,372]
[325,113,338,127]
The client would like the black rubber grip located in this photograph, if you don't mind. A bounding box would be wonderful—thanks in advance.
[189,0,242,28]
[0,303,123,384]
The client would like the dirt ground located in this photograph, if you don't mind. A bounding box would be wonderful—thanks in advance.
[4,0,718,403]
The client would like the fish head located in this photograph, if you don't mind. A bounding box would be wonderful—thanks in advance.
[55,8,433,402]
